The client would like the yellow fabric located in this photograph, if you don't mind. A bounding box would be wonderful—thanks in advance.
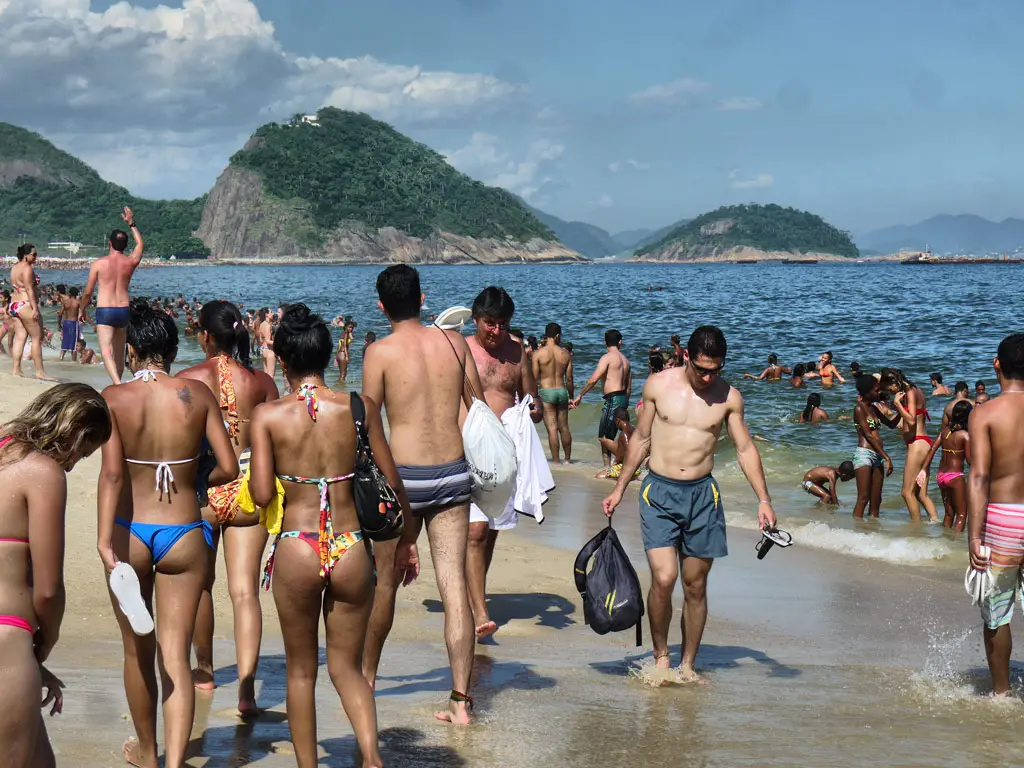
[237,467,286,535]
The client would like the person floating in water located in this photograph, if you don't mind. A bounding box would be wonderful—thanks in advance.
[799,393,828,422]
[802,461,856,505]
[975,380,991,405]
[918,400,971,531]
[743,353,789,381]
[931,372,952,396]
[967,333,1024,696]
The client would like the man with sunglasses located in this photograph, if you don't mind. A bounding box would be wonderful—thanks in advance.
[602,325,776,683]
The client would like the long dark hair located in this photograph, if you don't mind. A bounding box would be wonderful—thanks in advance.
[199,300,251,371]
[802,392,821,421]
[949,401,972,432]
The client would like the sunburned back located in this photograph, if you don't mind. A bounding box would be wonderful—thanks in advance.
[266,392,359,534]
[94,254,137,307]
[107,376,210,521]
[648,368,729,479]
[978,394,1024,502]
[370,327,466,465]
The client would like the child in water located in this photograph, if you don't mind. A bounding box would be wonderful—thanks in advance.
[802,461,856,504]
[917,400,972,531]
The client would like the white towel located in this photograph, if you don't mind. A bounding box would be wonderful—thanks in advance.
[501,394,555,523]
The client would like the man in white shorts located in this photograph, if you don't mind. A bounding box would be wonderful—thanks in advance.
[466,286,541,638]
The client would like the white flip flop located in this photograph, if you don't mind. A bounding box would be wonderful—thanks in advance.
[109,562,154,635]
[965,545,993,606]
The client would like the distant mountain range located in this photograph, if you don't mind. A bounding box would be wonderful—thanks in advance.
[859,214,1024,255]
[522,201,689,258]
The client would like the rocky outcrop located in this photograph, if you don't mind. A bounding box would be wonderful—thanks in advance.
[631,245,848,263]
[197,167,585,264]
[0,160,65,187]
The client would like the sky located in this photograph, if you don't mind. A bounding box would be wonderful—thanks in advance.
[1,0,1021,236]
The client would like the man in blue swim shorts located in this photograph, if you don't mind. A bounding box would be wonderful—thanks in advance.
[603,326,777,683]
[80,206,144,386]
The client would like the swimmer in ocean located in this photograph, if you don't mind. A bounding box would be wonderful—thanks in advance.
[817,351,846,385]
[975,380,991,405]
[930,372,951,396]
[799,392,828,422]
[743,353,790,381]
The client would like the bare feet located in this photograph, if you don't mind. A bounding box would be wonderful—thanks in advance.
[678,665,710,686]
[238,696,261,719]
[192,666,216,691]
[475,620,497,639]
[36,373,57,382]
[653,651,671,670]
[434,696,472,725]
[123,738,157,768]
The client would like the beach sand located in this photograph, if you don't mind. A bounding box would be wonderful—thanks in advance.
[2,367,1022,767]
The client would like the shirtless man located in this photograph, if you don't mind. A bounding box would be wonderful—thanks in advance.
[59,287,84,361]
[931,372,952,397]
[941,381,971,431]
[975,380,991,406]
[602,326,777,683]
[967,333,1024,696]
[80,206,144,385]
[532,322,574,463]
[572,329,632,468]
[743,353,790,381]
[361,265,482,725]
[466,286,541,639]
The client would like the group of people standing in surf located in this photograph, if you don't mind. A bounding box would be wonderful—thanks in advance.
[3,209,1024,768]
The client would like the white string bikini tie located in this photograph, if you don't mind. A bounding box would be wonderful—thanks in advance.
[133,369,167,383]
[125,457,198,498]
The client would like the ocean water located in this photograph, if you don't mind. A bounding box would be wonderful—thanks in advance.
[37,261,1022,568]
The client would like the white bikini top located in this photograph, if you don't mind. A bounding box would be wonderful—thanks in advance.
[126,368,198,496]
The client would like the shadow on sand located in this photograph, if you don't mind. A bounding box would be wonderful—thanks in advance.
[589,642,803,679]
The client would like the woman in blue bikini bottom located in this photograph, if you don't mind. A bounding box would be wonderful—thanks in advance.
[97,299,238,768]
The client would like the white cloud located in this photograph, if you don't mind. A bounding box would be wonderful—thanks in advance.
[728,169,774,189]
[593,194,614,208]
[443,133,564,201]
[0,0,525,192]
[629,77,710,105]
[609,158,650,172]
[717,96,763,111]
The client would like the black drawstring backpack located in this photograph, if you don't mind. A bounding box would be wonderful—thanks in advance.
[573,521,644,646]
[349,393,404,541]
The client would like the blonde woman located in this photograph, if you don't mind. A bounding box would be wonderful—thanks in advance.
[0,384,112,767]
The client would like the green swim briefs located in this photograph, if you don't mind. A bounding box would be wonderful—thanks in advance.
[539,387,570,407]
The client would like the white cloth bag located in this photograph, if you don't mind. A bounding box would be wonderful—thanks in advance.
[463,398,517,518]
[501,394,554,523]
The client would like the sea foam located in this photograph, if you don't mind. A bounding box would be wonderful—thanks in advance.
[728,516,955,565]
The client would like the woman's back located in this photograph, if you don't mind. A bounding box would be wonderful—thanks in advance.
[179,358,273,456]
[105,374,216,520]
[261,387,359,534]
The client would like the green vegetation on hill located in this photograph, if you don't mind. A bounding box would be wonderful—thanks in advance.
[230,108,555,242]
[637,203,858,259]
[0,124,208,256]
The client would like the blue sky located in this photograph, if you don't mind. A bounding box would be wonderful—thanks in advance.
[5,0,1023,236]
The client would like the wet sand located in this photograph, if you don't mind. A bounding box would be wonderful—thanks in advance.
[2,368,1021,767]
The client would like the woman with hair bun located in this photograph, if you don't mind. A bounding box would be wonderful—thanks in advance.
[176,300,279,714]
[0,383,111,767]
[250,303,405,768]
[98,299,238,768]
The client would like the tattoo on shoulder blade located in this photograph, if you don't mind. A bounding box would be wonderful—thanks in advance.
[177,386,193,409]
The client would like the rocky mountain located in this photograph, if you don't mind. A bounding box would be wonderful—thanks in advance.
[519,202,621,258]
[201,108,583,263]
[0,123,207,256]
[633,204,858,261]
[859,214,1024,255]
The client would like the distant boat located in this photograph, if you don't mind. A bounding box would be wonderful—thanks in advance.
[782,259,818,264]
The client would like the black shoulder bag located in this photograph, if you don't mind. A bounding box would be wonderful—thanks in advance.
[350,392,404,541]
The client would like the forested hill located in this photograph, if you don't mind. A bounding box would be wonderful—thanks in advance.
[635,204,859,260]
[0,123,208,256]
[228,108,555,242]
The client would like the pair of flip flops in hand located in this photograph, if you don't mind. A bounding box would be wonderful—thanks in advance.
[755,526,793,560]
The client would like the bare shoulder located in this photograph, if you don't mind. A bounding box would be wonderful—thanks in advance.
[725,382,744,410]
[19,450,66,483]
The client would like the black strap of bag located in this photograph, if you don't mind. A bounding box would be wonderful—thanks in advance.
[349,393,403,541]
